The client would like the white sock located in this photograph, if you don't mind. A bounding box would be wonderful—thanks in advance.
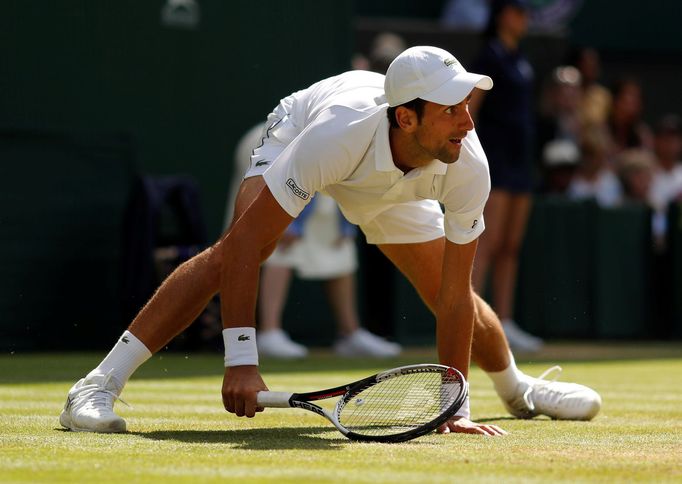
[87,330,152,391]
[486,351,526,400]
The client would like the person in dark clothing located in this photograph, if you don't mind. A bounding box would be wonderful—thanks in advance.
[469,0,543,352]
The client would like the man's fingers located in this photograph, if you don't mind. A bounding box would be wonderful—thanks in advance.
[222,396,234,414]
[476,424,507,436]
[487,424,508,436]
[244,399,259,418]
[234,399,246,417]
[437,417,508,436]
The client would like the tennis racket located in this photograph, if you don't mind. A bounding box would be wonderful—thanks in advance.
[256,364,468,443]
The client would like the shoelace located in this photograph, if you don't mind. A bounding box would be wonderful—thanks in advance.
[522,365,562,412]
[71,370,130,411]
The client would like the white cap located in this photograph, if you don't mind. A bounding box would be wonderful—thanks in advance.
[384,46,493,107]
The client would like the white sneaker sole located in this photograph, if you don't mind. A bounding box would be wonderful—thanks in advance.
[59,410,127,433]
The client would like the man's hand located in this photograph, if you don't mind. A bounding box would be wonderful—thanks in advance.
[222,365,268,418]
[437,416,507,436]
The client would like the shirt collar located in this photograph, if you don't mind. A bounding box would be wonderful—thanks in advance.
[374,113,449,176]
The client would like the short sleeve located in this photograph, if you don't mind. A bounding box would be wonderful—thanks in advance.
[262,106,376,218]
[441,137,490,244]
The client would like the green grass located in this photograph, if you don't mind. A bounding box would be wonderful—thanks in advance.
[1,344,682,483]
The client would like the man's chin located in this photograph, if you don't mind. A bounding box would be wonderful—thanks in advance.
[438,151,461,164]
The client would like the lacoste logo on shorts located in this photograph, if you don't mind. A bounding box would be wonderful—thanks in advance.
[255,160,270,167]
[286,178,310,200]
[471,220,478,229]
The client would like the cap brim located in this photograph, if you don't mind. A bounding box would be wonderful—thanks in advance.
[421,73,493,106]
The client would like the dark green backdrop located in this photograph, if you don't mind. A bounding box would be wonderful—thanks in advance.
[0,0,353,350]
[1,0,353,239]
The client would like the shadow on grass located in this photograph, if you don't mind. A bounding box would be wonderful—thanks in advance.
[130,426,416,450]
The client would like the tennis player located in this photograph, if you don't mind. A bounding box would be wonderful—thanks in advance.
[60,46,601,436]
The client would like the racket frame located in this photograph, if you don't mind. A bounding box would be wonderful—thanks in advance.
[256,364,468,443]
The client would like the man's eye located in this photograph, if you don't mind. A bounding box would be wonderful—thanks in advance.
[445,107,453,114]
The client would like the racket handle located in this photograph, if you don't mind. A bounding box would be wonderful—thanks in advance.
[257,391,294,408]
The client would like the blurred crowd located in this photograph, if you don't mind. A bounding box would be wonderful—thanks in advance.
[356,13,682,256]
[348,0,682,349]
[537,50,682,252]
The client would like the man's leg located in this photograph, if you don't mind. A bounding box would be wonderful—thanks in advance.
[256,263,309,358]
[325,273,401,357]
[61,176,288,431]
[258,265,294,333]
[378,238,601,421]
[379,238,510,371]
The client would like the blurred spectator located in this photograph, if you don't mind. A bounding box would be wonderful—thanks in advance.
[536,65,583,158]
[567,46,612,125]
[539,139,580,195]
[648,115,682,335]
[441,0,491,30]
[352,32,407,73]
[368,32,407,73]
[568,124,623,207]
[608,77,653,154]
[649,114,682,251]
[617,149,656,203]
[469,0,543,352]
[649,114,682,213]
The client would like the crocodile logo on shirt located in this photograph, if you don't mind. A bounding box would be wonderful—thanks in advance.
[286,178,310,200]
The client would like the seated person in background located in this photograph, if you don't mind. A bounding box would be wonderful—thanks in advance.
[566,46,612,126]
[568,123,623,207]
[649,114,682,218]
[539,139,580,195]
[608,77,653,155]
[616,149,656,204]
[227,123,401,359]
[536,65,584,154]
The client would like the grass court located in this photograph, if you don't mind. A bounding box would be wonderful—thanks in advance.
[1,344,681,483]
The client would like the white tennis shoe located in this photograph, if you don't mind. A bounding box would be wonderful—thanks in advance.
[504,366,602,420]
[59,370,128,433]
[334,328,402,358]
[257,329,308,359]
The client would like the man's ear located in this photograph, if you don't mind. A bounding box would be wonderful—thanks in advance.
[395,106,418,132]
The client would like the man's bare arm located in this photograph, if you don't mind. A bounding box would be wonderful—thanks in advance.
[434,238,478,377]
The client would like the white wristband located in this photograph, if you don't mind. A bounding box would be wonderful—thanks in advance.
[454,395,471,420]
[223,327,258,367]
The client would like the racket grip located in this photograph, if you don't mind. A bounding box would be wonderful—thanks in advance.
[256,391,294,408]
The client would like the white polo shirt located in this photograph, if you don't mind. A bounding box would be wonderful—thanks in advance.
[256,70,490,245]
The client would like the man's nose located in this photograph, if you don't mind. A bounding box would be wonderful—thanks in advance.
[461,108,474,131]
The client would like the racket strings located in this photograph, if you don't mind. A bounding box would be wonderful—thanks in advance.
[337,370,463,436]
